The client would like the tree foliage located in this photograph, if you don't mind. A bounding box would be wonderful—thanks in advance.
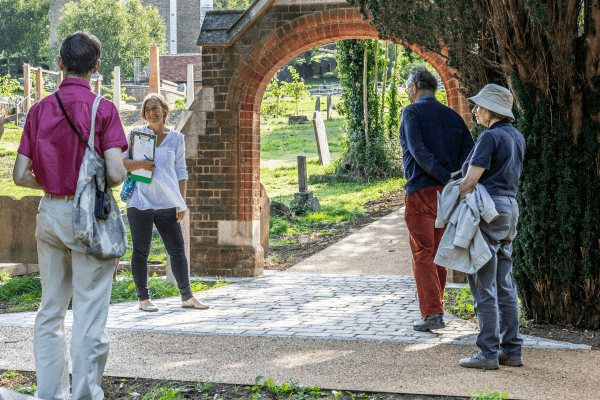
[0,74,21,98]
[352,0,600,328]
[0,0,50,74]
[336,40,401,177]
[213,0,253,10]
[283,66,309,116]
[56,0,166,82]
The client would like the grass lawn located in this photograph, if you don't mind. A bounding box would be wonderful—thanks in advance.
[260,95,405,239]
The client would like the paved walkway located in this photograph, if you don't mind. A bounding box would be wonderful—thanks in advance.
[1,207,597,399]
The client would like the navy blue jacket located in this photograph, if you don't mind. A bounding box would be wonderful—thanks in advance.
[399,94,474,194]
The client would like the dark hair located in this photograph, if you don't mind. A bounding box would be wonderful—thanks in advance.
[141,93,170,122]
[406,68,438,92]
[59,31,102,76]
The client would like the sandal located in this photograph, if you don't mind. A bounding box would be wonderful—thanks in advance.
[139,300,158,312]
[182,297,209,310]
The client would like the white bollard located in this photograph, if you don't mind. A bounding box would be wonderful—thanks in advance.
[113,66,121,111]
[187,64,194,108]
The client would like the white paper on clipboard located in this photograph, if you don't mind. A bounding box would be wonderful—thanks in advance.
[130,132,156,183]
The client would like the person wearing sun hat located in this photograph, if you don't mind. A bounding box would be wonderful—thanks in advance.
[457,83,526,370]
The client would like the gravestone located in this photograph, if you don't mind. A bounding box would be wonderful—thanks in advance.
[312,111,330,166]
[315,96,320,111]
[327,94,332,121]
[288,115,308,124]
[294,156,321,212]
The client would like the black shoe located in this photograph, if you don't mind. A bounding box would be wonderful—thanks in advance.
[499,349,523,367]
[459,350,499,370]
[413,313,445,331]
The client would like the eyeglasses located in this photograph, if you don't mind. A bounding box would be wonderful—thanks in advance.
[145,106,162,114]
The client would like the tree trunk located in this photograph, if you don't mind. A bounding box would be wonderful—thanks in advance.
[364,43,369,145]
[380,42,389,122]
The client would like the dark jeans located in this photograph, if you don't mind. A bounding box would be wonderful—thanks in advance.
[127,207,193,302]
[467,196,523,359]
[404,186,447,317]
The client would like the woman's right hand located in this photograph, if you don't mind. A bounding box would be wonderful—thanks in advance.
[140,159,155,172]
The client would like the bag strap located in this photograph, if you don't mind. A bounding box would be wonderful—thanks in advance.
[55,92,89,149]
[88,95,103,150]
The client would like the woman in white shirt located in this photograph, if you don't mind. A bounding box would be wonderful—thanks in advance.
[122,93,208,312]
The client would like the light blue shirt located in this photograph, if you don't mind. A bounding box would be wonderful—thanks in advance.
[122,126,188,212]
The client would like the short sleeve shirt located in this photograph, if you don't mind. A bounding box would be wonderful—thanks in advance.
[461,121,526,197]
[17,78,128,195]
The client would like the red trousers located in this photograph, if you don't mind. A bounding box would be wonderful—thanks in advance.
[404,186,447,317]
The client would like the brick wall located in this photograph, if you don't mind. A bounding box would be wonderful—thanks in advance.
[187,3,471,276]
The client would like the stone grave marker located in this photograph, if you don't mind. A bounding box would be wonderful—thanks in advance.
[315,96,320,111]
[326,94,332,121]
[312,111,330,166]
[295,155,321,212]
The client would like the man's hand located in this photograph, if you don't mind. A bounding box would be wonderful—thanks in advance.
[13,154,42,190]
[176,209,186,223]
[450,170,461,179]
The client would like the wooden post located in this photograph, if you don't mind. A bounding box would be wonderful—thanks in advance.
[36,67,43,104]
[0,115,4,140]
[297,155,307,192]
[15,105,19,128]
[186,64,194,108]
[23,64,31,112]
[327,94,332,121]
[96,78,102,95]
[114,66,121,111]
[149,45,160,94]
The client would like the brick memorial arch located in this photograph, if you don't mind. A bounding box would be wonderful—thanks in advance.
[181,0,471,277]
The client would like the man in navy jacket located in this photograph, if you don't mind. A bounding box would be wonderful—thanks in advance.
[399,69,474,331]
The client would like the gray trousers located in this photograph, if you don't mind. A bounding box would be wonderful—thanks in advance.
[34,197,116,400]
[467,195,523,359]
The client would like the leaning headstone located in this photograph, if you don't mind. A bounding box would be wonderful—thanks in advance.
[312,111,330,166]
[315,96,320,111]
[0,387,43,400]
[326,94,332,121]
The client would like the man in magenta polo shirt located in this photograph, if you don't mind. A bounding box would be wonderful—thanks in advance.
[13,31,127,400]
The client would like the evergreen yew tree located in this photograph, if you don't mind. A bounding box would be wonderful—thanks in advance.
[351,0,600,328]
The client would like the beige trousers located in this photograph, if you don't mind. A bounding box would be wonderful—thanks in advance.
[33,197,116,400]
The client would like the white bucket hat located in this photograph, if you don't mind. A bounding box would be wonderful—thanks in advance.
[468,84,515,122]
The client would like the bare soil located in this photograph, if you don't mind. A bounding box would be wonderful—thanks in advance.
[0,370,473,400]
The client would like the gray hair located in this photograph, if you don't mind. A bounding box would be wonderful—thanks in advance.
[406,69,438,92]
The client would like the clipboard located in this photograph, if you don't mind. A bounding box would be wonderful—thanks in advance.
[129,131,156,183]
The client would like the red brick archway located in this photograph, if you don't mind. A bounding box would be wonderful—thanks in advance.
[227,8,470,223]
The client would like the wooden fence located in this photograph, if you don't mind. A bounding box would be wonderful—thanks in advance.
[22,63,102,113]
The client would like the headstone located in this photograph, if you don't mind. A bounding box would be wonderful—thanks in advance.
[326,94,332,121]
[260,183,270,258]
[297,155,308,192]
[294,156,321,212]
[288,115,308,124]
[133,57,141,85]
[0,387,43,400]
[312,111,330,166]
[315,96,320,111]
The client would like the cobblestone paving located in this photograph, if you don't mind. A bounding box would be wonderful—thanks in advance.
[0,272,590,350]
